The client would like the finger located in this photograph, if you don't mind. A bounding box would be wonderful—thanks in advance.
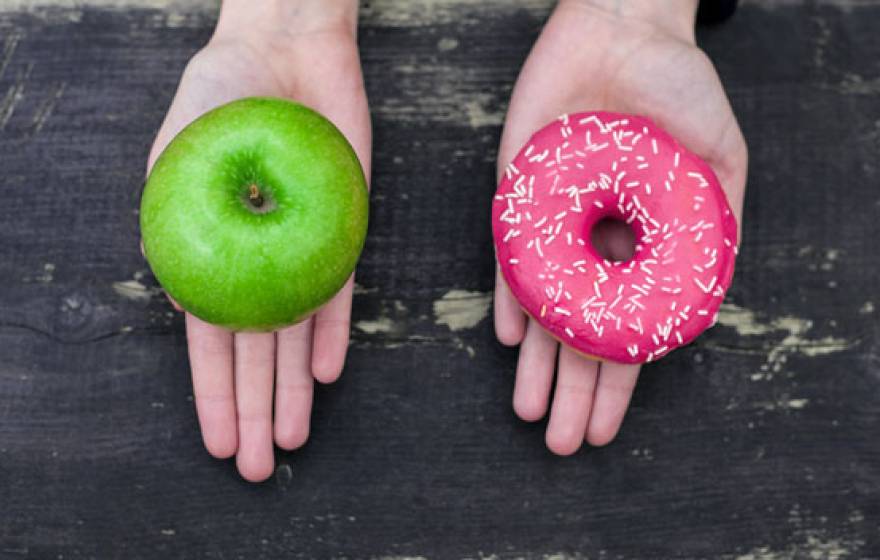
[512,319,558,421]
[586,361,640,447]
[311,275,354,384]
[274,319,314,450]
[494,266,527,346]
[234,332,276,482]
[186,313,237,459]
[545,347,599,456]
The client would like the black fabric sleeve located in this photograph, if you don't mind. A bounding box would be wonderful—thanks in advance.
[697,0,739,24]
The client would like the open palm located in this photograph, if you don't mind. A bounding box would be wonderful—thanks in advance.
[495,0,747,455]
[146,29,370,481]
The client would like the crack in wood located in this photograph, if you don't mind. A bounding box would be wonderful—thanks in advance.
[30,81,66,134]
[0,62,32,131]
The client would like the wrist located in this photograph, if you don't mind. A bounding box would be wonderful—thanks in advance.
[213,0,359,45]
[558,0,699,43]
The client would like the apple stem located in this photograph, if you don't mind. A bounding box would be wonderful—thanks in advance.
[248,184,264,208]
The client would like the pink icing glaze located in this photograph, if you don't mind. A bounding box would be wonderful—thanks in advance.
[492,112,738,364]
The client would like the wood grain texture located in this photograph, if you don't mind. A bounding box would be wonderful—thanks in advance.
[0,1,878,558]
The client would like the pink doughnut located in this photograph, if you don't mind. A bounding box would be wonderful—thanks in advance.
[492,112,738,364]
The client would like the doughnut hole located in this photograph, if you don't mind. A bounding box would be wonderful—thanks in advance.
[590,216,636,263]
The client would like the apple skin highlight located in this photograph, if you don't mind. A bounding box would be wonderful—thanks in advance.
[141,97,369,331]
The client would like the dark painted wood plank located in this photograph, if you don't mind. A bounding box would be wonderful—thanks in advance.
[0,1,878,558]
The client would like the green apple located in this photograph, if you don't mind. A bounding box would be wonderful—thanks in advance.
[140,97,369,331]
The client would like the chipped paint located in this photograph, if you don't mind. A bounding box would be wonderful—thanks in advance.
[437,37,459,51]
[354,317,395,335]
[786,398,809,409]
[433,290,491,331]
[361,0,551,27]
[463,96,504,128]
[734,532,864,560]
[717,304,778,336]
[837,73,880,95]
[112,279,154,302]
[23,262,55,284]
[375,78,504,129]
[716,304,853,372]
[754,397,810,411]
[353,282,379,295]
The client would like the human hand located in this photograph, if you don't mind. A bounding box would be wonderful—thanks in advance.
[495,0,747,454]
[145,0,370,481]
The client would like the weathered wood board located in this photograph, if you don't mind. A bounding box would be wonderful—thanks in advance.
[0,1,877,558]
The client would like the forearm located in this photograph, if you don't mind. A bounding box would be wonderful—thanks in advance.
[558,0,699,42]
[215,0,359,41]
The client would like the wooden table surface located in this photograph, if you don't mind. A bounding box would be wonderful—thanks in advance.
[0,1,878,558]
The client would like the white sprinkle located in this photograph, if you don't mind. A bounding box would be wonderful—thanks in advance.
[508,258,519,265]
[674,152,680,167]
[651,138,658,155]
[631,284,649,296]
[578,115,608,133]
[565,327,575,338]
[675,331,683,344]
